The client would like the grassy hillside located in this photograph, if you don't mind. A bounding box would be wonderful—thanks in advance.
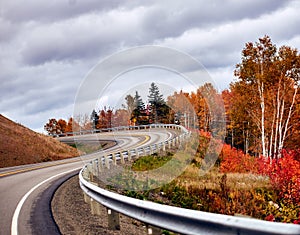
[0,114,80,168]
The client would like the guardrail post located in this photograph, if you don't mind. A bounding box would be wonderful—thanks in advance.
[83,192,90,204]
[89,171,94,183]
[128,150,132,161]
[90,198,101,216]
[172,138,176,147]
[143,147,146,156]
[149,145,153,155]
[98,157,103,172]
[135,148,139,157]
[178,136,182,148]
[107,208,120,230]
[92,160,97,176]
[156,143,159,152]
[120,152,125,164]
[105,155,110,169]
[86,164,92,175]
[147,225,161,235]
[162,142,166,152]
[112,153,116,165]
[176,137,180,146]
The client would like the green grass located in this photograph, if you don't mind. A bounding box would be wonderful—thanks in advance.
[131,152,173,171]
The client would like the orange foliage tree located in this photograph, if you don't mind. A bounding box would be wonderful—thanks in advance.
[231,36,300,157]
[44,118,67,135]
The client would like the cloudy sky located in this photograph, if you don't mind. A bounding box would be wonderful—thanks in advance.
[1,0,299,133]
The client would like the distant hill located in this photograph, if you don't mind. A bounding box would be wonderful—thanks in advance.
[0,114,79,168]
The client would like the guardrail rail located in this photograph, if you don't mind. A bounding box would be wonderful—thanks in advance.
[79,124,300,235]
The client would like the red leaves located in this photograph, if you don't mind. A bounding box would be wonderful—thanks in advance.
[265,214,275,222]
[220,146,300,205]
[220,145,258,173]
[260,151,300,205]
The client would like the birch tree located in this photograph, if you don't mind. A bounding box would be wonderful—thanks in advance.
[233,36,300,157]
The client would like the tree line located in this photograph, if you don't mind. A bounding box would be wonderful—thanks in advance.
[44,82,173,134]
[45,36,300,158]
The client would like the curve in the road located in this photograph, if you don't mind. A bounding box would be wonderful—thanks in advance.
[0,127,177,235]
[11,168,82,235]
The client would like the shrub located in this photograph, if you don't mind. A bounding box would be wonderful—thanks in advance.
[219,144,258,173]
[257,150,300,206]
[219,146,300,223]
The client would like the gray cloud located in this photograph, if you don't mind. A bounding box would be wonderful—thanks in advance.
[141,0,288,39]
[0,0,299,132]
[1,0,126,23]
[19,7,147,65]
[15,0,291,66]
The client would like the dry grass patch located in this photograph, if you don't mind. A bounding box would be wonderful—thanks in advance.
[177,165,271,191]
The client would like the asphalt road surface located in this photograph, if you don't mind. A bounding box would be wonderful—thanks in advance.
[0,128,177,235]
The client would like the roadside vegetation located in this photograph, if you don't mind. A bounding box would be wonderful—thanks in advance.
[131,152,173,171]
[44,35,300,224]
[105,132,300,224]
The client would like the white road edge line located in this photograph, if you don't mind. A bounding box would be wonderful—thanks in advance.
[11,167,82,235]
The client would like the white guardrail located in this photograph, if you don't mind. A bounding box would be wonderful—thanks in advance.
[78,124,300,235]
[54,124,172,137]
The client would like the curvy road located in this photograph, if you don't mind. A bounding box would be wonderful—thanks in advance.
[0,128,177,235]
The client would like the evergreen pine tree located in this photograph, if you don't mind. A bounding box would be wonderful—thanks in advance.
[148,82,171,123]
[90,109,99,130]
[132,91,145,125]
[148,82,164,106]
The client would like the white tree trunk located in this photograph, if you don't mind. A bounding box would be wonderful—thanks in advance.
[278,86,298,155]
[258,81,266,157]
[273,82,282,157]
[278,99,285,156]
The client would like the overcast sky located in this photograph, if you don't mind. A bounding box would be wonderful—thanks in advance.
[1,0,300,133]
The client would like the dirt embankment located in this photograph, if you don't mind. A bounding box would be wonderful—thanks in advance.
[52,175,147,235]
[0,114,79,168]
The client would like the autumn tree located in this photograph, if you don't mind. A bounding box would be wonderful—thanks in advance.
[84,114,93,130]
[222,88,258,153]
[222,90,234,146]
[233,35,300,157]
[73,114,91,131]
[113,109,130,126]
[68,117,82,133]
[44,118,57,135]
[96,107,113,129]
[57,119,67,133]
[167,90,193,127]
[65,117,74,133]
[44,118,66,135]
[121,94,135,125]
[166,83,225,132]
[124,94,135,115]
[193,83,224,132]
[106,108,113,128]
[187,83,225,133]
[97,109,107,129]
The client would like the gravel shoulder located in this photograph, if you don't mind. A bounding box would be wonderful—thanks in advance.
[51,175,148,235]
